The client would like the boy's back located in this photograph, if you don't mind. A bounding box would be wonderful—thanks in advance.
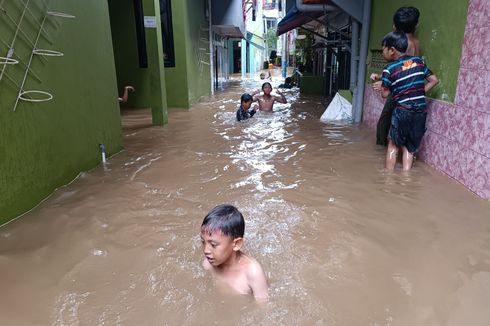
[382,55,432,111]
[406,34,420,56]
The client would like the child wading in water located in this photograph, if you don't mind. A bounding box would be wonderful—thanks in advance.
[200,204,268,301]
[372,6,421,146]
[377,31,438,170]
[236,93,256,122]
[251,82,287,112]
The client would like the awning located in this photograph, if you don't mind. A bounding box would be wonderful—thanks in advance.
[246,40,265,50]
[276,4,324,36]
[245,31,265,50]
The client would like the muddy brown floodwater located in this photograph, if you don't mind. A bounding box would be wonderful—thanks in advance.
[1,78,489,325]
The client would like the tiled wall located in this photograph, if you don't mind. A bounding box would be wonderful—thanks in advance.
[362,0,489,199]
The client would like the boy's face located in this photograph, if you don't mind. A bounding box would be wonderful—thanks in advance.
[242,100,252,110]
[201,230,242,267]
[382,46,395,61]
[262,84,272,95]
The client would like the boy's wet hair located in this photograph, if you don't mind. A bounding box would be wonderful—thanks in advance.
[393,6,420,34]
[262,82,272,90]
[285,77,292,84]
[241,93,253,103]
[382,31,408,53]
[201,204,245,239]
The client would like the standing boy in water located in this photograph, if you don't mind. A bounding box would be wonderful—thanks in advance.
[236,93,256,121]
[378,31,438,171]
[251,82,287,112]
[200,204,268,301]
[371,6,421,146]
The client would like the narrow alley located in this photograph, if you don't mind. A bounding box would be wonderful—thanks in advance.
[1,79,489,325]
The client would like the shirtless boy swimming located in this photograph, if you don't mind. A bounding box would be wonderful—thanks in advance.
[200,204,268,301]
[251,82,287,112]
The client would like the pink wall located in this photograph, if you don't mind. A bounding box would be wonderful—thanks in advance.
[362,0,489,199]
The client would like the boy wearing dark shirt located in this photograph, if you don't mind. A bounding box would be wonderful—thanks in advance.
[236,93,256,121]
[379,31,438,171]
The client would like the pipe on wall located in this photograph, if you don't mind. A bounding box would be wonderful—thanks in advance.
[208,0,214,95]
[352,0,371,123]
[350,20,359,109]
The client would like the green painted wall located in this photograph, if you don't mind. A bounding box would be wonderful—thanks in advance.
[0,0,122,224]
[338,89,353,103]
[300,76,326,95]
[165,0,211,109]
[108,0,167,125]
[165,0,190,108]
[184,0,211,106]
[368,0,468,102]
[108,0,141,108]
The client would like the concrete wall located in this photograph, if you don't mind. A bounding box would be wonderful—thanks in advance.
[363,0,489,199]
[165,0,211,108]
[249,34,266,74]
[366,0,468,102]
[300,76,326,95]
[164,0,189,108]
[0,0,123,224]
[185,0,212,106]
[108,0,168,125]
[211,0,245,36]
[245,2,266,74]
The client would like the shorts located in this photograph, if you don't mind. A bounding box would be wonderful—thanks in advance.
[389,107,427,153]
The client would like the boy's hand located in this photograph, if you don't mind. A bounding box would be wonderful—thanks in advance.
[370,73,380,81]
[372,81,383,91]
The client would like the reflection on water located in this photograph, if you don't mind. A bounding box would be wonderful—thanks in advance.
[1,78,489,325]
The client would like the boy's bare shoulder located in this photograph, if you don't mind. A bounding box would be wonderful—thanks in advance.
[241,254,265,278]
[241,254,269,300]
[406,35,421,56]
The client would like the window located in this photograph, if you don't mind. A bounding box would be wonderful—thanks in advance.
[160,0,175,67]
[133,0,148,68]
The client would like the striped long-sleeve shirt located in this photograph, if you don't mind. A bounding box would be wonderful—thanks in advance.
[381,55,433,111]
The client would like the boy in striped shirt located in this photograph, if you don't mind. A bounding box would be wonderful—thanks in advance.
[373,6,421,146]
[379,31,438,171]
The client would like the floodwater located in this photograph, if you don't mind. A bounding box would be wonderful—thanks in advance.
[1,77,489,326]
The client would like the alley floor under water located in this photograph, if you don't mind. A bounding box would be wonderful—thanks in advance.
[1,78,489,325]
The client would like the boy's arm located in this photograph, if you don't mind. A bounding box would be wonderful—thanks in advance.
[370,73,383,91]
[274,90,287,103]
[248,260,269,301]
[380,68,392,98]
[370,73,380,81]
[425,74,439,93]
[251,89,261,102]
[381,87,391,99]
[372,81,383,91]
